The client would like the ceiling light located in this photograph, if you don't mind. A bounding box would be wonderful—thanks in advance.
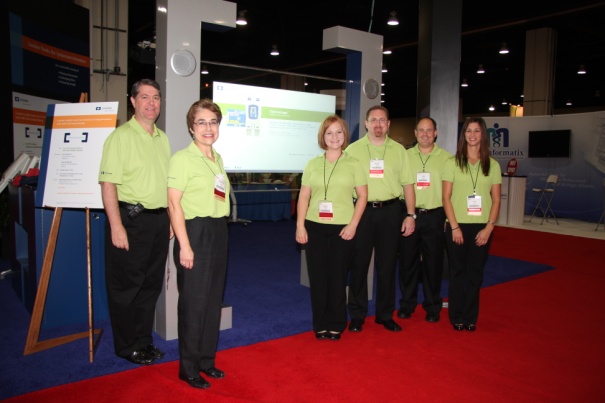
[270,44,279,56]
[201,65,209,75]
[382,64,388,73]
[488,105,495,111]
[383,49,392,55]
[461,79,468,87]
[304,79,308,86]
[566,99,572,106]
[236,10,247,26]
[499,42,509,54]
[502,99,508,105]
[387,11,399,26]
[477,64,485,74]
[577,64,587,74]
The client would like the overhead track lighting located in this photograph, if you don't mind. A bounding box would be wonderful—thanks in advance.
[236,10,247,26]
[577,64,587,74]
[461,79,469,87]
[201,65,209,75]
[382,64,388,73]
[477,64,485,74]
[387,11,399,26]
[499,43,509,54]
[270,44,279,56]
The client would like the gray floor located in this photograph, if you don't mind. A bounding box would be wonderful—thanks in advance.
[503,215,605,241]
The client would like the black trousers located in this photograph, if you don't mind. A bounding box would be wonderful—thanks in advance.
[305,220,351,333]
[347,201,403,322]
[175,217,228,378]
[444,223,492,325]
[105,208,170,357]
[398,208,446,314]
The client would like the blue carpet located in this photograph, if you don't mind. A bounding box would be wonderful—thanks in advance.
[0,219,552,399]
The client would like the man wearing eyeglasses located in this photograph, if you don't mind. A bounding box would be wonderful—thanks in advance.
[99,79,171,366]
[345,105,416,332]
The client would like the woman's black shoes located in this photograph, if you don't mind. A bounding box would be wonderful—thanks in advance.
[453,323,464,331]
[464,324,477,332]
[315,330,341,340]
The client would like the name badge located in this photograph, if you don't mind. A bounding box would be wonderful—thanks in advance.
[319,200,334,221]
[214,174,226,202]
[369,159,385,178]
[467,195,482,216]
[416,172,430,189]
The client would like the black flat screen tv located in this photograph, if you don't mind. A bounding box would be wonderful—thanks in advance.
[527,129,572,158]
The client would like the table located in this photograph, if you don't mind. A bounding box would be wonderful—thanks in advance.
[231,183,292,221]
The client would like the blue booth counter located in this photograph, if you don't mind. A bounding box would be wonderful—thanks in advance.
[231,183,292,221]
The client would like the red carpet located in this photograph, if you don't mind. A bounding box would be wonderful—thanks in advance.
[6,227,605,402]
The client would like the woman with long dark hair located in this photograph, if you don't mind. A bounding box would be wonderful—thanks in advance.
[442,117,501,332]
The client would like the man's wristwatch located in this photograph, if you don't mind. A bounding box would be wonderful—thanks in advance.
[406,213,417,220]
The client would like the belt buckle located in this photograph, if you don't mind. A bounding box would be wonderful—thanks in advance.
[372,201,382,208]
[418,208,428,214]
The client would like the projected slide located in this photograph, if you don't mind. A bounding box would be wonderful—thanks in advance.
[213,82,335,172]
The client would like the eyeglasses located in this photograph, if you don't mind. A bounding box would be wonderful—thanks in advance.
[368,118,388,125]
[193,120,218,128]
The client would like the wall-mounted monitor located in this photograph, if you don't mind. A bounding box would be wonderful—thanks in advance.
[527,129,572,158]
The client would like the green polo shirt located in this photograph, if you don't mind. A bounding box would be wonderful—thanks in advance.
[98,117,171,209]
[408,144,452,209]
[442,157,502,224]
[345,134,414,201]
[167,142,230,219]
[301,151,367,225]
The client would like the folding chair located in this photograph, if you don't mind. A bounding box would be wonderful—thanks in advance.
[529,174,559,225]
[596,178,605,231]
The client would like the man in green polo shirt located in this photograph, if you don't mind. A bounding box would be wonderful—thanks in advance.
[397,117,452,323]
[98,79,171,366]
[346,105,416,333]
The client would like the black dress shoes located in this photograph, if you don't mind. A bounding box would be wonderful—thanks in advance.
[145,344,164,359]
[425,313,440,323]
[125,350,155,365]
[374,318,402,332]
[328,331,341,341]
[179,374,210,389]
[453,323,464,331]
[200,367,225,379]
[464,324,477,332]
[315,331,328,340]
[348,319,364,332]
[397,308,412,319]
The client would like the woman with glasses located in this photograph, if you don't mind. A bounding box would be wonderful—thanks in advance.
[296,115,367,341]
[167,99,229,389]
[442,117,501,332]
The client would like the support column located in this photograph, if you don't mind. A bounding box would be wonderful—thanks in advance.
[523,28,556,116]
[416,0,462,154]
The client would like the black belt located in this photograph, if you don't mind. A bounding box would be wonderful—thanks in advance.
[118,201,167,214]
[416,207,442,214]
[367,198,399,208]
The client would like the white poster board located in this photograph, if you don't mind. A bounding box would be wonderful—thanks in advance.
[38,102,119,209]
[12,92,67,159]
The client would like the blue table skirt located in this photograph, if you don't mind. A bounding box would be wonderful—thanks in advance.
[231,183,292,221]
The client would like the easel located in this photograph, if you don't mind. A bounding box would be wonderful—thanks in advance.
[23,92,103,362]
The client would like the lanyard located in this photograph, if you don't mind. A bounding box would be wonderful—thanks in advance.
[201,151,224,176]
[468,162,480,195]
[323,153,341,200]
[418,153,431,172]
[367,143,387,161]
